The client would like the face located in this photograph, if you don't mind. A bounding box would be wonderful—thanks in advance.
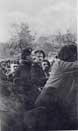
[13,64,18,72]
[6,67,11,75]
[35,53,44,63]
[1,62,6,68]
[25,55,32,61]
[7,61,10,66]
[42,61,49,71]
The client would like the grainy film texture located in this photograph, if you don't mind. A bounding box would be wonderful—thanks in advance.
[0,0,77,130]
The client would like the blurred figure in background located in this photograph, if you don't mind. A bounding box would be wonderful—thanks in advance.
[31,50,47,92]
[13,64,18,72]
[13,47,41,110]
[7,63,19,82]
[42,59,51,79]
[0,61,7,81]
[6,60,10,68]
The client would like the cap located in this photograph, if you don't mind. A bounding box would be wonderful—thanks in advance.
[21,47,32,60]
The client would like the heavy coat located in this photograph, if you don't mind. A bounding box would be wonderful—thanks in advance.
[31,63,47,88]
[35,59,78,129]
[13,61,37,110]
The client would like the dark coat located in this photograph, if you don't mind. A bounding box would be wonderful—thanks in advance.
[13,61,42,110]
[31,63,47,88]
[14,61,31,87]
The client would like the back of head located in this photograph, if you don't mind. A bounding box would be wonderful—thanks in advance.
[57,44,77,62]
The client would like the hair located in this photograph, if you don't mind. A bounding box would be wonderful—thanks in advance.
[57,44,77,62]
[34,50,45,58]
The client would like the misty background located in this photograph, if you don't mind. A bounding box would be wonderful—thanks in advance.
[0,0,77,59]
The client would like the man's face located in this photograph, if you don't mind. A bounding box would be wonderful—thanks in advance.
[35,53,44,63]
[42,61,49,71]
[13,64,18,71]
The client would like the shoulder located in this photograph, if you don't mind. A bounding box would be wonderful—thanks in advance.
[54,59,78,72]
[50,59,60,71]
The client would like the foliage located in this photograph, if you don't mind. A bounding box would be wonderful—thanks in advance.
[55,30,77,45]
[36,30,77,57]
[5,23,35,57]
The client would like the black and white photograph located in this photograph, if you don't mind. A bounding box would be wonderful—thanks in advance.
[0,0,77,130]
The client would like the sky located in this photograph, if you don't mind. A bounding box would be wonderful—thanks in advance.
[0,0,77,42]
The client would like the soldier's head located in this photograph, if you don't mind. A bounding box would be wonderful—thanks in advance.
[33,50,45,63]
[21,47,32,62]
[57,44,77,62]
[42,59,50,72]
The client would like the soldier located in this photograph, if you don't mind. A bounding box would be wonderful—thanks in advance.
[31,50,47,92]
[13,47,35,110]
[35,44,78,130]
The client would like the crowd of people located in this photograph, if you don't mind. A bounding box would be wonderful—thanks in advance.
[1,43,78,130]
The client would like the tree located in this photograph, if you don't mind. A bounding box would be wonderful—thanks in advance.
[55,30,77,46]
[9,23,35,55]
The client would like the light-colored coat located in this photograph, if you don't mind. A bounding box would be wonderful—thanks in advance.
[35,59,78,121]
